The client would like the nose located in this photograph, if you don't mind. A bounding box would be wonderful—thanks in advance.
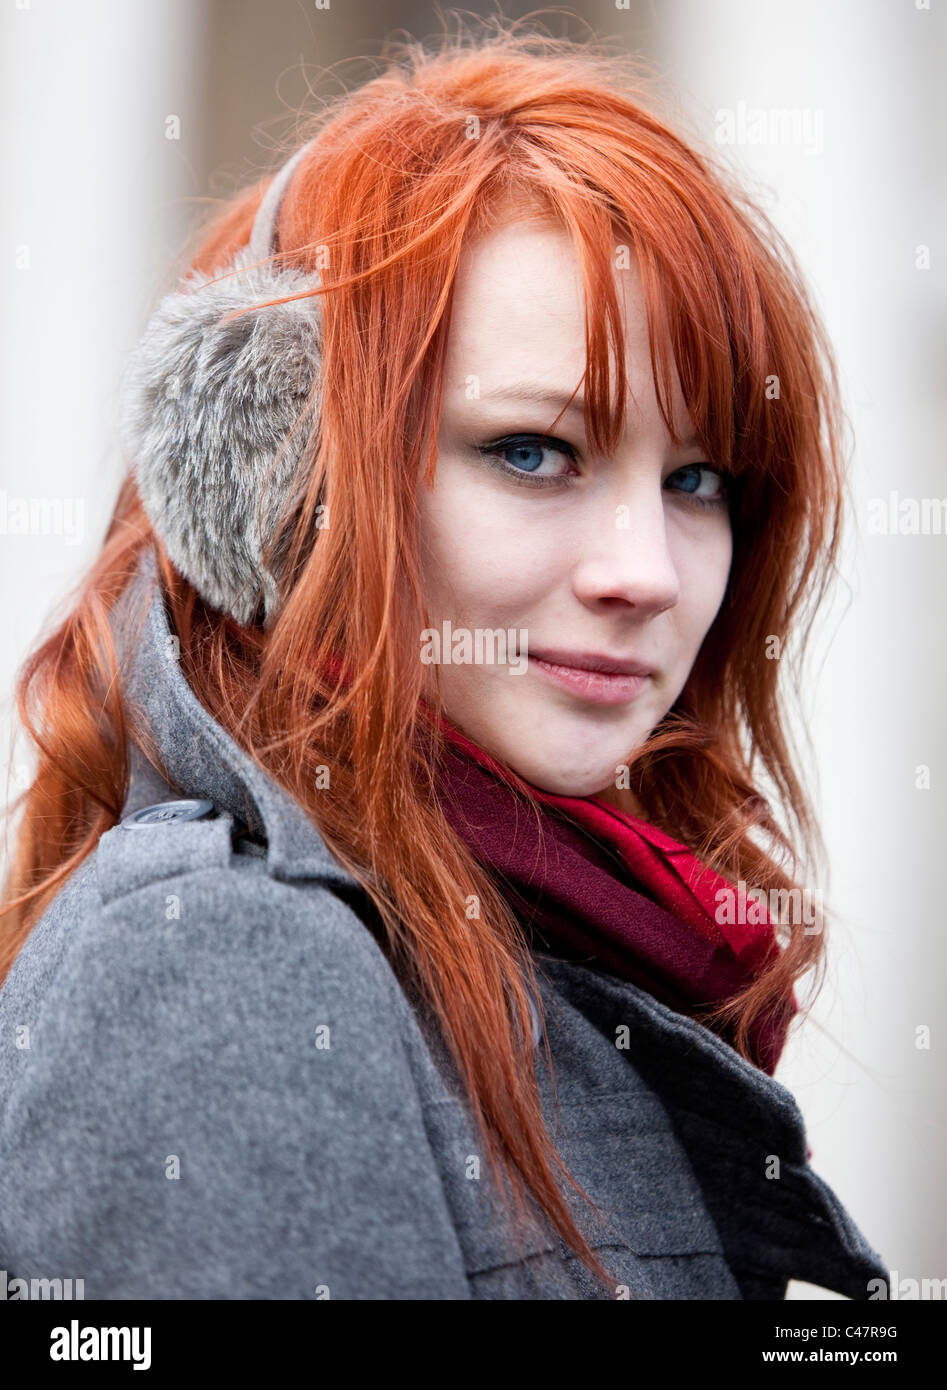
[570,481,680,614]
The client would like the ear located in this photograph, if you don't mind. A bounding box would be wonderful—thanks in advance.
[118,243,322,627]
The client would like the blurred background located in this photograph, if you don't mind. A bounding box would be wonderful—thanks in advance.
[1,0,944,1298]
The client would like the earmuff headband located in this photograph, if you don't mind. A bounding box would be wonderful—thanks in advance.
[119,139,324,627]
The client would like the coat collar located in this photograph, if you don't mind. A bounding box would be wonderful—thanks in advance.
[112,545,357,888]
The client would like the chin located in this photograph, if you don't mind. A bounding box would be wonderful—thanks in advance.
[499,745,622,799]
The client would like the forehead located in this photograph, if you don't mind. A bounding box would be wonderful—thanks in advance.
[445,221,616,380]
[443,219,689,436]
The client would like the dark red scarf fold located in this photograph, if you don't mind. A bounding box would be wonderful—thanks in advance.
[434,717,796,1075]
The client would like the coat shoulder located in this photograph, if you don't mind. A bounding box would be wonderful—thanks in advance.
[2,804,396,1024]
[0,806,471,1298]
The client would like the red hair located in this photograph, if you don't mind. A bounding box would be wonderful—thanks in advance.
[1,23,849,1292]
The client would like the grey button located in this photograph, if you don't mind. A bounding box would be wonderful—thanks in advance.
[121,798,216,829]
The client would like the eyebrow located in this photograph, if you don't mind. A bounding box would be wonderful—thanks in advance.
[477,382,587,416]
[474,381,701,446]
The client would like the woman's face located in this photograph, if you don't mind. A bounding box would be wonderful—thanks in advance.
[416,219,733,798]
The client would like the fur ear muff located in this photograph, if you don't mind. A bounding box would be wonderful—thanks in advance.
[119,243,322,626]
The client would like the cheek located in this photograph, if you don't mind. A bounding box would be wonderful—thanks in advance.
[417,475,557,621]
[671,521,733,645]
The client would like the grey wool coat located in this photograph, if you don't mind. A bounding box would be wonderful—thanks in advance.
[0,548,888,1300]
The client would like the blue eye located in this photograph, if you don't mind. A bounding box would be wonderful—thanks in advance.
[478,434,577,485]
[504,442,546,472]
[665,463,728,507]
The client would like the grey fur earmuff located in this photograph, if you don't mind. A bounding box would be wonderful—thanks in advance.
[118,140,323,627]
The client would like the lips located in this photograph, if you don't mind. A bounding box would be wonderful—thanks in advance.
[527,649,654,707]
[526,648,654,677]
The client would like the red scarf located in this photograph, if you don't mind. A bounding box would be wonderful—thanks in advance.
[434,717,796,1075]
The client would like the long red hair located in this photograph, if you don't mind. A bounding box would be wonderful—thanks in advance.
[1,25,849,1291]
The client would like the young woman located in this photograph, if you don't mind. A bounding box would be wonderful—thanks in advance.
[0,30,887,1300]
